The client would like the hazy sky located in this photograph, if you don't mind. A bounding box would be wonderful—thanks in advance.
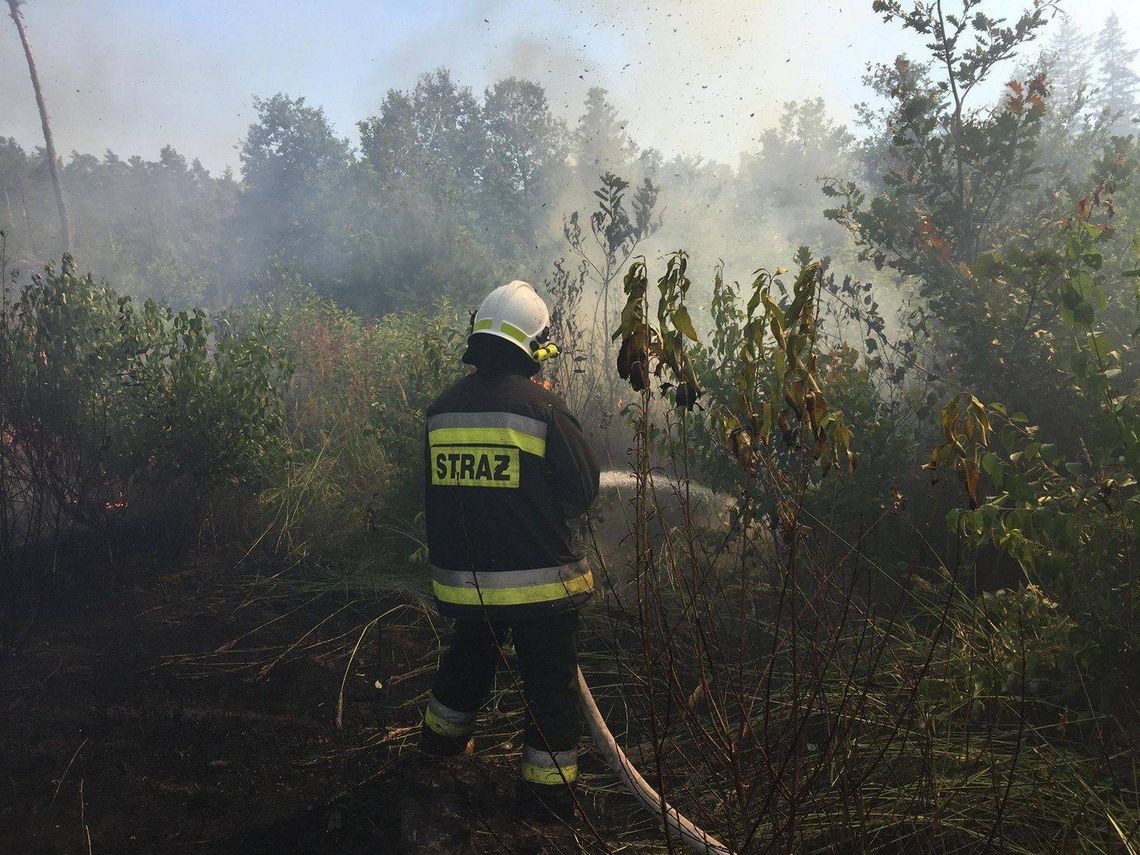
[2,0,1138,175]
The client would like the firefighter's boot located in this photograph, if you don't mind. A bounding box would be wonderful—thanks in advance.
[416,721,474,758]
[515,778,576,823]
[516,744,578,822]
[417,695,476,758]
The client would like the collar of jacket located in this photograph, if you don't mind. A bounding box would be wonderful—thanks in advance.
[461,332,540,377]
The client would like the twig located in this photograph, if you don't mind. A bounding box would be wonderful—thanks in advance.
[47,736,88,813]
[79,776,93,855]
[336,614,383,730]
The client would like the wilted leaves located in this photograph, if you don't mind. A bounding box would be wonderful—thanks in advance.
[923,394,992,508]
[613,249,857,477]
[616,324,650,392]
[612,253,702,410]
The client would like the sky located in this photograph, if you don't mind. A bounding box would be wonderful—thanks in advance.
[2,0,1139,176]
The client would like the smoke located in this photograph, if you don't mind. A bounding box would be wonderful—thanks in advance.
[358,0,880,168]
[0,3,251,175]
[3,0,1139,335]
[4,1,1138,177]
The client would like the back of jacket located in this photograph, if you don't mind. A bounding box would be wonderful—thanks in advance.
[424,370,600,620]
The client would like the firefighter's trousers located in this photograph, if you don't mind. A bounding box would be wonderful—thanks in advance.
[424,610,580,790]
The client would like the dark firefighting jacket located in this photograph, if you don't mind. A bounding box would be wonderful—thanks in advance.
[424,362,600,620]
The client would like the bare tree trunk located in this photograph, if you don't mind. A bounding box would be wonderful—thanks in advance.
[7,0,71,255]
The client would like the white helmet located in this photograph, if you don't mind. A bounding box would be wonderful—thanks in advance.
[471,280,556,360]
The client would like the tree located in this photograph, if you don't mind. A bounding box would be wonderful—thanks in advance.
[353,70,512,314]
[1042,14,1092,111]
[0,137,37,260]
[6,0,70,253]
[573,87,637,187]
[826,0,1069,414]
[736,99,855,248]
[1094,12,1140,135]
[834,0,1061,268]
[482,78,565,199]
[850,0,1060,263]
[358,69,485,206]
[238,94,353,283]
[480,77,567,247]
[1023,17,1114,212]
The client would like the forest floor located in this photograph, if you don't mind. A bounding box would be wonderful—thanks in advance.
[0,548,627,854]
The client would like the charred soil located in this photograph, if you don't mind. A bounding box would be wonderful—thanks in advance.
[0,550,600,854]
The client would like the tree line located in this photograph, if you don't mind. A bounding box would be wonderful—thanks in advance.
[0,12,1135,329]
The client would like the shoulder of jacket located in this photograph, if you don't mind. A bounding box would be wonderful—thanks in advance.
[426,374,474,416]
[512,375,569,409]
[428,374,561,421]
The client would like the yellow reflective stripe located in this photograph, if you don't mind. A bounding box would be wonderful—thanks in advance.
[432,569,593,607]
[429,427,545,458]
[425,704,474,738]
[498,321,529,343]
[471,317,527,342]
[522,763,578,785]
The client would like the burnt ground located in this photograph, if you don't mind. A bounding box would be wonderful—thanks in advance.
[0,550,642,854]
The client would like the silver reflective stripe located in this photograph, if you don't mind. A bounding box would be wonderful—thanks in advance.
[429,695,475,726]
[427,411,547,439]
[432,560,589,591]
[425,694,476,738]
[523,746,578,768]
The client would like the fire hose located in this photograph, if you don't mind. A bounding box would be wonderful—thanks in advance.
[577,666,734,855]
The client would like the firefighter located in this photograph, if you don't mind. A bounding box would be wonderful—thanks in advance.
[418,280,601,822]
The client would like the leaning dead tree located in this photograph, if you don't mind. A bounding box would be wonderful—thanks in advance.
[7,0,71,254]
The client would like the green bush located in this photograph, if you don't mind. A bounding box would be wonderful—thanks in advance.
[0,250,467,638]
[0,255,293,645]
[249,291,465,576]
